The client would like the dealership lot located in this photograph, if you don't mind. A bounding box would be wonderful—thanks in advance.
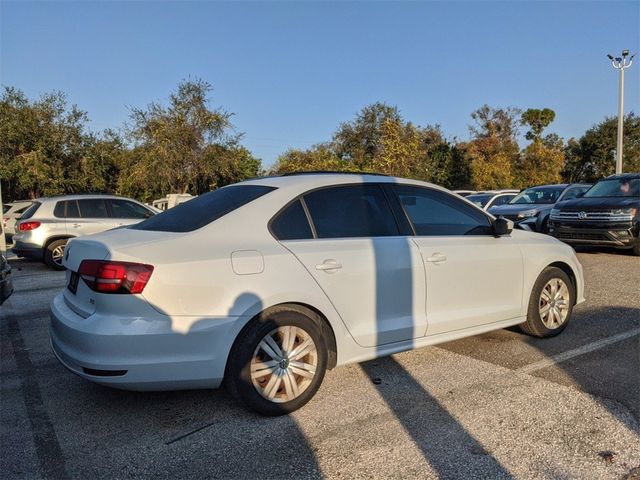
[1,250,639,479]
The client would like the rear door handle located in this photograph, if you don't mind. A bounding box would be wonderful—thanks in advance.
[426,253,447,264]
[72,223,81,228]
[315,259,342,273]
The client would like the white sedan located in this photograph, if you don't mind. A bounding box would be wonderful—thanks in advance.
[50,173,585,415]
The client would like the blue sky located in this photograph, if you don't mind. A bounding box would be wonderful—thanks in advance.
[2,1,639,166]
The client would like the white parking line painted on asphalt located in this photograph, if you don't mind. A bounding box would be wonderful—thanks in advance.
[517,327,640,374]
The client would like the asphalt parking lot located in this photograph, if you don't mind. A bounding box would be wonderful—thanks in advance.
[1,249,639,479]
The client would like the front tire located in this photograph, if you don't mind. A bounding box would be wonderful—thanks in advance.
[44,239,68,270]
[519,266,574,338]
[225,308,328,416]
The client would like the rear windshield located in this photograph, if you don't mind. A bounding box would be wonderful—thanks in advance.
[18,201,41,220]
[130,185,276,232]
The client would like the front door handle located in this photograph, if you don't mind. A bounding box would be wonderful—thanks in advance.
[426,253,447,264]
[72,223,81,228]
[315,259,342,273]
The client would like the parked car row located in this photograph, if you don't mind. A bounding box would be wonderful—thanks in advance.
[454,174,639,256]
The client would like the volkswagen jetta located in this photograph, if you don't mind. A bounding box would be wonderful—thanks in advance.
[50,173,585,415]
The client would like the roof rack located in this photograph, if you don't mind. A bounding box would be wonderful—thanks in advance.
[280,170,389,177]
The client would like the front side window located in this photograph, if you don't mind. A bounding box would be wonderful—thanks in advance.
[271,200,313,240]
[303,185,399,239]
[110,199,152,219]
[584,178,640,198]
[394,185,492,236]
[78,199,109,218]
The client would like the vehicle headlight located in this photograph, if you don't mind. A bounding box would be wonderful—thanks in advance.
[611,208,636,216]
[550,208,560,218]
[517,209,539,219]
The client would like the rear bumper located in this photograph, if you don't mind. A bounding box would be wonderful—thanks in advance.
[49,292,244,391]
[12,239,43,260]
[548,222,638,248]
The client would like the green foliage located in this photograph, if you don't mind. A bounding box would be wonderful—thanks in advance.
[562,113,640,182]
[1,82,261,203]
[521,108,556,141]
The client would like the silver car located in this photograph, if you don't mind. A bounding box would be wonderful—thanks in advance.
[3,200,34,241]
[12,194,155,270]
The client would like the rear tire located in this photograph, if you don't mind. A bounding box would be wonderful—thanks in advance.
[225,307,327,416]
[44,239,68,270]
[519,266,574,338]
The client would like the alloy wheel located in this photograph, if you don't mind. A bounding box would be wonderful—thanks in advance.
[52,245,66,266]
[539,278,570,329]
[250,326,318,403]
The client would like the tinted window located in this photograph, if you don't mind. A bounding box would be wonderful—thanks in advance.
[131,185,276,233]
[18,202,41,220]
[271,200,313,240]
[53,201,65,218]
[110,199,152,219]
[466,194,493,208]
[304,185,399,238]
[78,199,109,218]
[2,205,10,214]
[584,178,640,198]
[66,200,80,218]
[394,185,492,236]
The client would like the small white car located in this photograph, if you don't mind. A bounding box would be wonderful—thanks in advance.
[51,173,585,415]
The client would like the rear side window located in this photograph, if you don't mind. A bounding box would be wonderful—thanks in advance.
[491,194,515,207]
[271,200,313,240]
[18,202,41,220]
[78,199,109,218]
[394,185,492,236]
[131,185,276,233]
[303,185,399,238]
[109,199,152,219]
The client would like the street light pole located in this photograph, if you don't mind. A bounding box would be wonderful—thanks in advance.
[607,50,635,174]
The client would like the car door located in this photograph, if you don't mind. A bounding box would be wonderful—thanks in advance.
[71,198,115,236]
[273,184,427,348]
[108,199,153,227]
[391,185,524,336]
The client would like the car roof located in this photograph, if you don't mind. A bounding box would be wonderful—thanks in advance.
[33,194,144,203]
[238,172,448,192]
[605,173,640,180]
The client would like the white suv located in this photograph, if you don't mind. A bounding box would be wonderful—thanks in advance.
[13,194,155,269]
[51,173,585,415]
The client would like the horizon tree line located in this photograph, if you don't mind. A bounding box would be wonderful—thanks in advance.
[1,79,638,203]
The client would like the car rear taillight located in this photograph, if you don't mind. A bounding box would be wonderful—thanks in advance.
[78,260,154,294]
[2,217,8,226]
[19,221,41,231]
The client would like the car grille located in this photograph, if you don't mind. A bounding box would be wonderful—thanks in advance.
[554,231,610,241]
[550,210,634,222]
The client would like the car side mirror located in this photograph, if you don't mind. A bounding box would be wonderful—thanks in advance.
[493,216,513,237]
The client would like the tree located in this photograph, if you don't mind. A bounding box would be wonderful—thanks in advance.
[126,78,260,200]
[563,113,640,182]
[521,108,556,141]
[272,144,351,174]
[464,105,520,189]
[516,108,564,187]
[0,86,100,200]
[332,103,403,169]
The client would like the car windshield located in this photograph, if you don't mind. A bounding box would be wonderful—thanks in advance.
[509,186,565,205]
[465,194,493,207]
[584,178,640,198]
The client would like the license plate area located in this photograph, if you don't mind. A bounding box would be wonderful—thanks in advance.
[67,271,79,294]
